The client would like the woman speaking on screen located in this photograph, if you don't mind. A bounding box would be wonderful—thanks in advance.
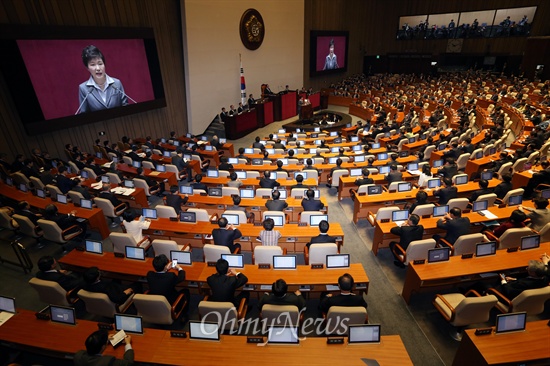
[76,45,128,114]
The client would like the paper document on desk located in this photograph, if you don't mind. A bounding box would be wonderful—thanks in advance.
[122,189,135,196]
[137,153,146,158]
[481,210,498,219]
[0,312,14,327]
[407,170,421,175]
[109,329,126,347]
[91,182,103,190]
[149,172,160,176]
[111,188,124,194]
[101,162,113,168]
[394,220,407,227]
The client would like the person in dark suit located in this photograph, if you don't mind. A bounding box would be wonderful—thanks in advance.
[248,94,255,108]
[258,278,306,310]
[493,173,513,199]
[55,166,76,194]
[146,254,189,305]
[290,174,307,190]
[43,204,87,246]
[190,174,208,191]
[21,159,40,179]
[304,158,320,175]
[443,143,462,160]
[135,167,160,193]
[171,150,189,180]
[355,168,374,186]
[212,217,242,252]
[385,164,403,185]
[85,157,104,176]
[99,183,127,209]
[483,260,548,299]
[15,201,42,224]
[388,214,425,268]
[468,179,493,202]
[36,255,82,291]
[259,171,280,189]
[127,146,142,163]
[206,258,249,307]
[74,330,134,366]
[301,189,324,211]
[235,147,251,163]
[433,178,458,205]
[438,158,458,179]
[319,273,368,314]
[72,178,93,200]
[307,220,337,248]
[327,158,344,188]
[265,190,288,211]
[252,136,264,149]
[164,185,189,214]
[407,190,429,214]
[40,166,55,186]
[83,266,139,306]
[226,195,254,221]
[433,207,470,245]
[77,45,128,114]
[218,157,234,171]
[460,138,475,154]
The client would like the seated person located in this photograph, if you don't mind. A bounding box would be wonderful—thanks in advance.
[468,179,493,202]
[206,258,249,307]
[494,173,513,199]
[319,273,368,314]
[307,220,336,248]
[485,260,548,299]
[491,209,527,238]
[355,168,374,186]
[71,178,93,200]
[520,197,550,232]
[275,160,288,174]
[227,172,243,188]
[406,190,429,214]
[523,161,550,199]
[257,218,282,246]
[265,189,288,211]
[433,178,457,205]
[43,203,87,247]
[212,216,242,252]
[437,158,458,179]
[389,214,424,268]
[15,201,42,224]
[218,157,233,171]
[417,164,433,188]
[301,189,324,211]
[258,278,306,310]
[121,210,151,245]
[54,166,76,194]
[236,147,251,163]
[36,255,82,291]
[99,183,128,209]
[226,195,254,222]
[191,174,208,191]
[385,164,403,185]
[135,167,160,193]
[83,266,140,306]
[164,185,189,214]
[74,330,133,366]
[304,158,320,174]
[327,158,343,188]
[252,136,264,149]
[290,174,308,192]
[433,207,470,245]
[259,171,280,189]
[146,254,189,305]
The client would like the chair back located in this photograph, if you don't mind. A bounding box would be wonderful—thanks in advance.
[498,227,535,249]
[198,301,239,331]
[261,305,300,330]
[77,289,119,319]
[451,295,498,327]
[308,243,338,265]
[388,181,408,191]
[106,172,122,184]
[299,211,324,224]
[30,176,45,190]
[222,187,239,197]
[133,294,174,325]
[325,306,368,335]
[13,214,42,239]
[262,211,286,225]
[510,287,550,315]
[475,193,497,206]
[424,145,435,160]
[411,204,436,216]
[12,172,30,186]
[187,208,210,222]
[109,232,138,253]
[142,161,155,170]
[356,184,376,195]
[45,184,63,199]
[152,239,182,258]
[456,153,470,170]
[165,164,181,181]
[67,161,80,174]
[512,157,528,172]
[470,148,482,160]
[203,244,230,263]
[253,246,283,265]
[451,174,468,185]
[452,233,487,256]
[275,171,288,179]
[37,219,65,243]
[67,190,85,204]
[28,277,70,306]
[122,156,133,165]
[501,188,524,205]
[405,239,436,265]
[538,222,550,242]
[497,162,513,177]
[94,197,117,218]
[446,198,470,211]
[331,170,349,188]
[246,171,260,179]
[133,178,152,196]
[375,206,400,221]
[255,188,273,198]
[156,205,178,219]
[303,169,319,181]
[0,208,18,231]
[223,210,247,224]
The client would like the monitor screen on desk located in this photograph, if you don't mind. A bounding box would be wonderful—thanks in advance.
[267,326,299,344]
[541,189,550,199]
[273,255,296,269]
[156,164,166,172]
[326,254,350,269]
[427,248,450,263]
[428,178,441,189]
[220,254,244,268]
[132,161,141,169]
[252,158,263,165]
[240,189,254,198]
[330,147,339,153]
[180,211,196,223]
[276,189,287,200]
[124,180,135,188]
[112,157,118,164]
[433,159,443,168]
[392,210,409,222]
[163,151,171,157]
[228,158,239,165]
[219,138,226,144]
[222,214,239,226]
[309,215,328,226]
[350,168,362,177]
[264,215,284,227]
[397,182,412,192]
[330,131,338,137]
[301,189,320,199]
[115,314,143,334]
[85,240,103,254]
[481,171,493,180]
[368,185,383,195]
[266,148,275,155]
[277,158,288,165]
[520,235,540,250]
[454,175,468,185]
[438,143,446,151]
[125,246,145,260]
[348,324,380,344]
[328,157,339,164]
[56,194,67,204]
[244,148,254,154]
[354,155,365,163]
[204,145,213,151]
[236,171,247,179]
[408,137,416,144]
[206,169,219,178]
[0,296,15,313]
[377,153,388,161]
[508,195,522,206]
[472,200,488,212]
[475,151,483,159]
[208,187,222,197]
[36,188,45,198]
[475,241,496,257]
[170,250,192,265]
[314,140,322,145]
[378,166,390,174]
[314,127,320,132]
[399,151,409,158]
[81,170,89,179]
[294,172,306,180]
[351,136,359,142]
[495,312,526,334]
[371,143,381,149]
[80,199,92,209]
[433,205,448,217]
[101,176,110,183]
[50,305,76,325]
[142,208,157,219]
[407,163,418,171]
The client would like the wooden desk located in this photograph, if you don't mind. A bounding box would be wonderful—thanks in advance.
[0,184,110,239]
[401,242,549,304]
[0,310,411,366]
[338,173,415,201]
[115,162,178,186]
[452,320,550,366]
[81,179,149,208]
[201,177,319,188]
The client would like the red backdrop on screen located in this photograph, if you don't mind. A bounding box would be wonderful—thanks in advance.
[17,39,155,120]
[316,36,346,72]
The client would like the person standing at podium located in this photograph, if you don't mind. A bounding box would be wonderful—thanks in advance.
[322,39,339,70]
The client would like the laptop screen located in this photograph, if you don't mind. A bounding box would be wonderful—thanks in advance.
[114,314,143,334]
[277,189,288,200]
[156,164,166,172]
[540,189,550,199]
[189,321,220,341]
[125,246,145,260]
[265,148,275,155]
[101,176,110,183]
[309,215,328,226]
[57,194,67,204]
[278,129,286,134]
[377,153,388,161]
[85,240,103,254]
[520,235,540,250]
[399,151,410,158]
[438,143,446,151]
[81,170,89,179]
[222,214,239,226]
[208,187,222,197]
[204,145,213,151]
[132,161,141,168]
[352,145,362,152]
[267,326,299,344]
[476,242,497,257]
[50,305,76,325]
[475,151,483,159]
[428,179,441,188]
[326,254,350,269]
[273,255,297,269]
[328,157,339,164]
[433,159,443,168]
[330,131,338,137]
[367,185,383,195]
[220,254,244,268]
[354,155,365,163]
[495,312,527,334]
[371,143,381,149]
[17,183,27,192]
[180,211,197,223]
[508,195,522,206]
[207,170,219,178]
[472,200,488,212]
[36,189,45,198]
[170,250,192,265]
[407,163,418,171]
[350,168,362,177]
[314,127,320,132]
[179,186,193,195]
[331,147,339,153]
[0,296,15,313]
[428,248,450,263]
[433,205,448,217]
[239,189,254,198]
[163,151,171,157]
[455,175,468,185]
[264,215,284,227]
[142,208,157,219]
[252,158,263,165]
[392,210,409,222]
[124,180,135,188]
[236,171,247,179]
[348,325,381,344]
[481,171,493,180]
[378,166,390,174]
[397,182,412,192]
[228,158,239,164]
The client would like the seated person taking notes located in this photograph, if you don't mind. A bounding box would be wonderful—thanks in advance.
[74,330,133,366]
[212,217,242,252]
[259,278,306,310]
[319,273,368,314]
[258,218,282,246]
[206,258,249,307]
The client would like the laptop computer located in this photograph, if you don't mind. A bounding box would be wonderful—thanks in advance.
[331,147,339,153]
[78,199,92,209]
[328,157,339,164]
[508,195,522,206]
[371,143,381,149]
[0,296,16,313]
[180,211,196,223]
[454,175,468,185]
[80,170,89,179]
[244,148,254,154]
[367,185,383,195]
[427,178,441,189]
[189,321,220,341]
[397,182,412,192]
[495,312,527,334]
[235,171,247,179]
[228,158,239,164]
[378,166,390,174]
[207,170,219,178]
[472,200,488,212]
[348,324,381,344]
[222,214,239,226]
[204,145,213,151]
[179,186,193,195]
[50,305,76,325]
[264,215,284,227]
[475,242,497,257]
[237,189,253,199]
[427,248,450,263]
[85,240,103,255]
[124,180,135,188]
[101,176,110,183]
[208,187,222,197]
[392,210,409,226]
[57,194,67,204]
[520,235,540,250]
[377,153,388,161]
[354,155,365,163]
[350,168,362,177]
[352,145,362,152]
[170,250,192,266]
[36,188,46,198]
[156,164,166,172]
[114,314,143,334]
[433,159,444,168]
[309,215,328,226]
[326,254,350,269]
[252,158,263,165]
[220,254,244,268]
[125,246,145,260]
[273,255,297,269]
[267,326,299,345]
[481,171,493,180]
[433,205,448,217]
[132,161,141,169]
[142,208,157,219]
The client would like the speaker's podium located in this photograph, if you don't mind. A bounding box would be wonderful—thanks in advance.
[300,104,313,120]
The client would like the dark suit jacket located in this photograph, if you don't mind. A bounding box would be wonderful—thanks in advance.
[320,293,368,314]
[492,181,511,199]
[436,217,471,244]
[469,188,493,202]
[72,185,92,200]
[259,178,280,189]
[77,77,127,114]
[15,208,40,224]
[390,224,425,250]
[212,228,242,251]
[266,199,288,211]
[496,276,548,299]
[44,213,79,231]
[206,272,248,302]
[55,174,76,194]
[165,195,189,214]
[433,186,458,204]
[191,182,208,191]
[218,163,233,171]
[259,293,306,310]
[74,349,134,366]
[301,198,324,211]
[385,171,403,184]
[438,165,458,179]
[171,156,188,172]
[84,280,131,305]
[36,271,82,291]
[146,270,185,304]
[355,177,374,186]
[99,191,123,207]
[308,233,337,248]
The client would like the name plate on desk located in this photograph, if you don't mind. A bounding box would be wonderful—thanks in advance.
[298,222,307,227]
[194,234,202,239]
[474,328,492,336]
[327,337,344,344]
[285,207,293,211]
[421,214,430,219]
[413,259,425,265]
[461,253,473,259]
[381,219,390,223]
[254,222,262,226]
[217,205,224,209]
[247,336,264,343]
[207,262,217,267]
[286,237,296,242]
[98,322,113,330]
[169,217,178,222]
[311,264,324,269]
[114,252,125,258]
[170,331,187,338]
[507,247,519,253]
[262,196,270,199]
[240,236,250,241]
[200,192,207,196]
[258,264,271,269]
